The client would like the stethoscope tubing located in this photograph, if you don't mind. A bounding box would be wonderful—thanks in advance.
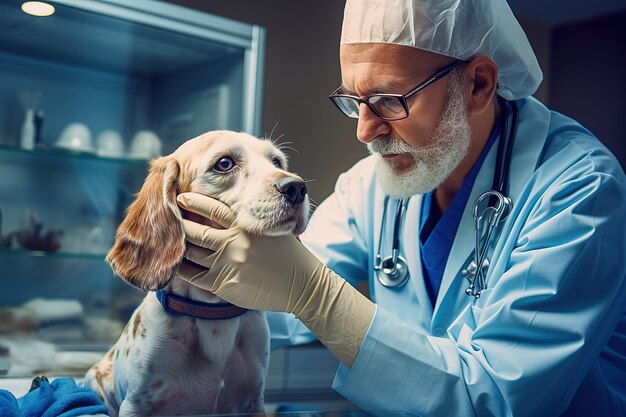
[466,98,518,297]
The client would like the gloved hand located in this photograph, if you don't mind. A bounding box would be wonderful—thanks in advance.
[176,192,376,367]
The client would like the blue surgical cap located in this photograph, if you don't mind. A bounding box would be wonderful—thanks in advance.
[340,0,543,100]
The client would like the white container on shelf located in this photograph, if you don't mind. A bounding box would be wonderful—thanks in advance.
[129,130,161,159]
[19,109,35,150]
[55,122,94,153]
[96,130,124,158]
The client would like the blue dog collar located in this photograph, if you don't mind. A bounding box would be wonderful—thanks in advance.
[155,290,248,319]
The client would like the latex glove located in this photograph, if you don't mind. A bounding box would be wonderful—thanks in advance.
[177,192,376,367]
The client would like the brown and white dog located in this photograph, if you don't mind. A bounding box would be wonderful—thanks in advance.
[83,130,309,416]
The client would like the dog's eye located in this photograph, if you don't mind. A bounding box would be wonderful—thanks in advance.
[271,157,283,169]
[213,156,236,172]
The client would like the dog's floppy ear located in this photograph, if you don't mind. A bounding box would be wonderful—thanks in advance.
[106,156,185,291]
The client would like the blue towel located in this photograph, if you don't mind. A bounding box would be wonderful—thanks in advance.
[0,377,108,417]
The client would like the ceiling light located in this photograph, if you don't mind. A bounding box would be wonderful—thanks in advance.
[21,1,55,17]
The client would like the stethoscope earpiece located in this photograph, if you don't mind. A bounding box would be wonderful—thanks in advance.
[464,99,519,298]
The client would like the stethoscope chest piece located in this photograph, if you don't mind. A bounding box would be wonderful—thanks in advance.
[377,254,410,288]
[375,197,411,288]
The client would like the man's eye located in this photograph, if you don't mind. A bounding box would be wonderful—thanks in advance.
[271,157,283,169]
[213,156,236,172]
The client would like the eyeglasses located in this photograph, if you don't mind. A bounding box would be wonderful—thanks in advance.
[328,60,464,121]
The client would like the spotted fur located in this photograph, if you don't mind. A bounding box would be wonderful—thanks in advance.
[83,131,309,416]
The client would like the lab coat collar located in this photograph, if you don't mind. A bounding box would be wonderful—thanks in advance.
[432,97,552,322]
[402,194,433,317]
[372,193,434,324]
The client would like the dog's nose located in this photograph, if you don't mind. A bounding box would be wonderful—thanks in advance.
[274,177,307,204]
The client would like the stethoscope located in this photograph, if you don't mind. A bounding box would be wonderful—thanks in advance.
[374,197,410,287]
[375,98,519,295]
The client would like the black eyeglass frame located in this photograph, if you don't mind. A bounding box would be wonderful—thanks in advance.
[328,59,465,121]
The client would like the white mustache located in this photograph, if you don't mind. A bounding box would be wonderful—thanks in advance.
[367,137,415,155]
[367,135,443,158]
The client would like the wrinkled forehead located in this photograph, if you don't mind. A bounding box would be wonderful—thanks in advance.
[340,43,450,78]
[172,131,282,175]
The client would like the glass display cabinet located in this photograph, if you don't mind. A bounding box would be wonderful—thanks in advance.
[0,0,265,378]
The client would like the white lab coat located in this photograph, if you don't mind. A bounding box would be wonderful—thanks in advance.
[267,97,626,416]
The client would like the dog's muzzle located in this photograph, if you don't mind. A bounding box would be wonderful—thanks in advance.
[274,177,307,204]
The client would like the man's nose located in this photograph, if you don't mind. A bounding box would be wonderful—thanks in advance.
[356,103,390,144]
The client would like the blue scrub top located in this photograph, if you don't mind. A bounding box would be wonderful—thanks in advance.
[419,121,500,306]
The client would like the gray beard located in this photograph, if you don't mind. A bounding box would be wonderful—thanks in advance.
[367,69,471,198]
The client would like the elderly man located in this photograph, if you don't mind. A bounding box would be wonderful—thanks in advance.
[177,0,626,415]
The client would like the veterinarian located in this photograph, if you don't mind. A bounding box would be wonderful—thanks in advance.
[176,0,626,415]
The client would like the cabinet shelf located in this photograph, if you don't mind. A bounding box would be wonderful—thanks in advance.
[0,247,106,261]
[0,144,150,168]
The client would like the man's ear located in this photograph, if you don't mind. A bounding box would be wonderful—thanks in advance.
[464,56,499,116]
